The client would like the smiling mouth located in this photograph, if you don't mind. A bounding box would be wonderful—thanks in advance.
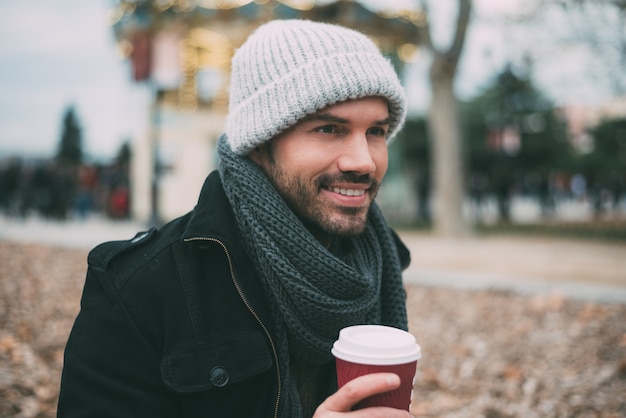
[330,187,366,197]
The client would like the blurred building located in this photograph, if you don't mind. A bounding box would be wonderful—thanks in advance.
[110,0,422,224]
[560,97,626,154]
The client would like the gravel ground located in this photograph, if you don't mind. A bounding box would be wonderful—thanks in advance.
[1,241,625,417]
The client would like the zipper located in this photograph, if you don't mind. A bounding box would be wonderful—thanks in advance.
[184,237,281,418]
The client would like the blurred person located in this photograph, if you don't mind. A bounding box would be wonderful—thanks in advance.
[49,164,76,220]
[415,165,431,224]
[570,173,587,201]
[491,160,514,223]
[57,20,412,418]
[609,171,625,212]
[107,184,130,219]
[0,158,21,215]
[73,165,99,219]
[537,169,555,218]
[468,171,488,223]
[26,163,52,217]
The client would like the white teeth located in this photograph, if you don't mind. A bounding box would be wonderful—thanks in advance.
[331,188,365,196]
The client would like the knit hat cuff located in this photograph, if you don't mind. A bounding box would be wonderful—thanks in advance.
[226,51,407,155]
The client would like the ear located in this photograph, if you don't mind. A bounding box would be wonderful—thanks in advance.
[248,144,269,168]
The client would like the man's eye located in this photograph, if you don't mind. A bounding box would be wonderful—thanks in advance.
[315,125,338,134]
[315,125,339,134]
[368,127,387,137]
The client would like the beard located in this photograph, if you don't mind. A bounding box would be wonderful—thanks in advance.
[266,167,380,240]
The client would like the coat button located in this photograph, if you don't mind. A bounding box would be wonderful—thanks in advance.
[210,367,229,387]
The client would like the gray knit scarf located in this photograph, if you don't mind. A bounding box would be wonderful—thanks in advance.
[217,136,408,417]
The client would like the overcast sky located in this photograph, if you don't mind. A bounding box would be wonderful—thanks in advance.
[0,0,137,160]
[0,0,618,161]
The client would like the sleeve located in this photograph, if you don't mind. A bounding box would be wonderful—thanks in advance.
[57,265,178,417]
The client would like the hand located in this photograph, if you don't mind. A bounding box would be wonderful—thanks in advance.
[313,373,412,417]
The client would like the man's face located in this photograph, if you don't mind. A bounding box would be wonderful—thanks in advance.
[249,96,390,245]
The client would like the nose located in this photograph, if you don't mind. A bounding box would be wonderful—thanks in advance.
[336,134,378,175]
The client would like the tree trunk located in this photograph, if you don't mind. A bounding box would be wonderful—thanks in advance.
[428,70,470,236]
[421,0,472,237]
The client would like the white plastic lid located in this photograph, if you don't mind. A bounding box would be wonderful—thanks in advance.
[331,325,422,365]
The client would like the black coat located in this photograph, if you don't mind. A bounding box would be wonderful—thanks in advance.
[58,170,410,417]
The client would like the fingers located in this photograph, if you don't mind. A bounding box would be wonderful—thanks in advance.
[318,372,401,413]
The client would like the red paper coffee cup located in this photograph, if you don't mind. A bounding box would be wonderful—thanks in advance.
[332,325,421,411]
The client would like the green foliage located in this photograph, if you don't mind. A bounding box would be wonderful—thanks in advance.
[399,67,623,192]
[396,64,625,230]
[575,118,626,174]
[116,141,132,166]
[397,117,430,169]
[460,66,571,177]
[56,106,83,165]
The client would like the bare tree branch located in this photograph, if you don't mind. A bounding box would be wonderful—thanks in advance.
[429,0,472,80]
[447,0,471,62]
[415,0,434,51]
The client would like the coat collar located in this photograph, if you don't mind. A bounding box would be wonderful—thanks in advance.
[181,170,240,249]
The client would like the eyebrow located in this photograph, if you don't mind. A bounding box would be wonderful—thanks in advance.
[299,113,391,126]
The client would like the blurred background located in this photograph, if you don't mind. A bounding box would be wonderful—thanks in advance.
[1,2,626,417]
[1,0,625,239]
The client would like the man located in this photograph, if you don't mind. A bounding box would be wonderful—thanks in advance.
[58,19,412,417]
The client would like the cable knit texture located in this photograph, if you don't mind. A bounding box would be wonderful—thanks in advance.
[225,19,407,155]
[217,136,408,417]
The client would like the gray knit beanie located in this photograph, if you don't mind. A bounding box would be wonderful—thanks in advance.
[225,19,407,155]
